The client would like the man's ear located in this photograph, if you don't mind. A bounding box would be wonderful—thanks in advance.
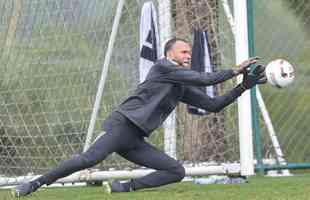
[166,51,173,59]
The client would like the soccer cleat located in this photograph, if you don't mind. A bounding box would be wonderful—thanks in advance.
[102,180,129,193]
[13,181,40,198]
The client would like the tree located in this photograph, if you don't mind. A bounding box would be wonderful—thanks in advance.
[284,0,310,34]
[3,0,22,59]
[174,0,230,162]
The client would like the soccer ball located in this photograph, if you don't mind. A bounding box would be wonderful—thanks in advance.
[265,59,295,88]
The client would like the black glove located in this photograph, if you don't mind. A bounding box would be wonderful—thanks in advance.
[234,56,260,75]
[241,65,267,89]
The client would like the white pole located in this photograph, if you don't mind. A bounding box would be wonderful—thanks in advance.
[234,0,255,176]
[0,164,241,186]
[83,0,125,152]
[256,87,291,175]
[221,0,236,34]
[158,0,176,159]
[224,1,288,175]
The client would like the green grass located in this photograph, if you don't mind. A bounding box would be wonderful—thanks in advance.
[1,175,310,200]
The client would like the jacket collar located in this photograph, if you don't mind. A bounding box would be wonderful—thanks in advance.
[157,57,179,66]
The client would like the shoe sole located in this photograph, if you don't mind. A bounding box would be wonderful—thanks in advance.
[102,182,112,194]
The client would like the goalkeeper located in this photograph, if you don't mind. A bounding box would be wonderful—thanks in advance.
[14,38,266,197]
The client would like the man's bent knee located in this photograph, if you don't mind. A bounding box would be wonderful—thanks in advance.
[171,164,186,182]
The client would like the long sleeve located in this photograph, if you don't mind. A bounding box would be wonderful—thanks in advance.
[161,68,235,86]
[148,59,235,87]
[117,58,240,136]
[180,84,246,113]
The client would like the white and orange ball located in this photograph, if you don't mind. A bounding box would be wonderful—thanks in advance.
[265,59,295,88]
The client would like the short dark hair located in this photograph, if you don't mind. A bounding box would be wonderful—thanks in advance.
[164,37,189,57]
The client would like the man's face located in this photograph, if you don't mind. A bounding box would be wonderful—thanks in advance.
[167,41,192,68]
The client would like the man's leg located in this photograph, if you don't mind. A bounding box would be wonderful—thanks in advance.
[39,131,121,185]
[14,130,121,197]
[118,140,185,191]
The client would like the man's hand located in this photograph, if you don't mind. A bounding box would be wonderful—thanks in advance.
[241,65,267,89]
[233,56,260,75]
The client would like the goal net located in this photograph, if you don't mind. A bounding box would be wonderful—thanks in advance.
[0,0,309,186]
[253,0,310,166]
[0,0,239,185]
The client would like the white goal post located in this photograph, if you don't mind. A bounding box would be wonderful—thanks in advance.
[233,0,255,176]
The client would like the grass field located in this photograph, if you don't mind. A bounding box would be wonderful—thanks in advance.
[1,175,310,200]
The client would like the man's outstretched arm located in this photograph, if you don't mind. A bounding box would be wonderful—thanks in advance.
[180,85,246,113]
[158,67,235,86]
[180,64,267,112]
[154,57,260,87]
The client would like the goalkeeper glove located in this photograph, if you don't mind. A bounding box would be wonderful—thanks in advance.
[241,65,267,89]
[233,56,260,75]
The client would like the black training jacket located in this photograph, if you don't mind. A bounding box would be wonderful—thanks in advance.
[117,58,245,136]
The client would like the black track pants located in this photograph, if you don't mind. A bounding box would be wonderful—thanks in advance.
[38,112,185,190]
